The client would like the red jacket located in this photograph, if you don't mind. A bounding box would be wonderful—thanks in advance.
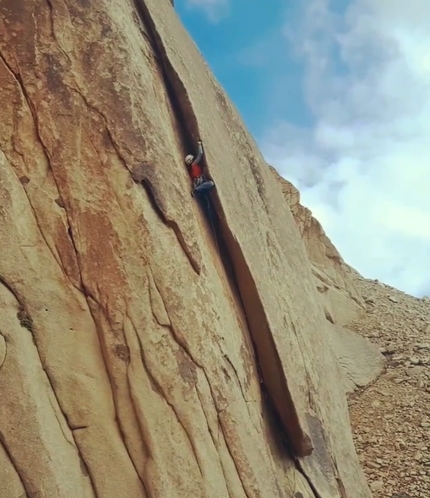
[190,162,203,179]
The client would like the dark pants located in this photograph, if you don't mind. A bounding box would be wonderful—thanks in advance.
[192,175,215,195]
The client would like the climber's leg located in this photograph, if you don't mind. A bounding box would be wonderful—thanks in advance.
[194,180,215,194]
[192,175,215,196]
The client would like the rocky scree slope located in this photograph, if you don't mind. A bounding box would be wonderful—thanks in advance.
[347,277,430,498]
[0,1,373,497]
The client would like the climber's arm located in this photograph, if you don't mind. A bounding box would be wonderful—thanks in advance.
[194,140,204,164]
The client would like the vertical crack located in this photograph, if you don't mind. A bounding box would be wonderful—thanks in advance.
[137,177,201,274]
[128,316,207,482]
[1,46,145,494]
[0,431,29,497]
[82,298,149,497]
[0,49,84,292]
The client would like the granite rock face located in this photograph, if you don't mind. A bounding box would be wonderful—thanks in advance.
[0,1,371,497]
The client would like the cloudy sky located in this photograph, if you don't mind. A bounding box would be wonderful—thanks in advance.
[177,0,430,298]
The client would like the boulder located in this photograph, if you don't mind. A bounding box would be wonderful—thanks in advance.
[328,323,386,393]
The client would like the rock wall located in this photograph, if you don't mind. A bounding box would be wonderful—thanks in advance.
[0,1,371,497]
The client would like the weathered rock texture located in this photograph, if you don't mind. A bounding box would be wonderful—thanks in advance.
[328,322,386,393]
[0,1,371,497]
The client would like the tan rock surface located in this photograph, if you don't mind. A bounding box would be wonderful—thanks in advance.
[328,322,386,393]
[0,1,370,497]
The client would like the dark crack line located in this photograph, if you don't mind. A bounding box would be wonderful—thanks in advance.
[148,273,211,369]
[295,458,321,498]
[222,353,249,402]
[0,276,24,308]
[19,177,68,276]
[35,345,100,497]
[217,398,240,416]
[68,87,134,166]
[149,281,205,368]
[131,322,205,482]
[114,307,151,496]
[1,46,124,493]
[0,430,29,497]
[216,412,252,498]
[288,316,315,413]
[71,425,90,432]
[47,393,76,449]
[124,373,152,497]
[68,87,201,276]
[0,48,84,294]
[193,387,233,498]
[44,0,72,64]
[4,12,143,498]
[140,179,200,274]
[46,394,99,498]
[0,51,37,123]
[332,460,348,498]
[84,299,149,497]
[0,332,7,371]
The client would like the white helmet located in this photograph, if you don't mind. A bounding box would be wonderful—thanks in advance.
[185,154,194,166]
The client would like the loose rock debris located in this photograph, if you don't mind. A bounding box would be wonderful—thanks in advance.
[348,276,430,498]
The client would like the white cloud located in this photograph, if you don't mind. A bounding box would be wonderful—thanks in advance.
[185,0,229,23]
[262,0,430,297]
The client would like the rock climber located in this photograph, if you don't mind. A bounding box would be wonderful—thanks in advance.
[185,140,215,196]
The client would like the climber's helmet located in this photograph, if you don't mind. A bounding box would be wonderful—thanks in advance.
[185,154,194,166]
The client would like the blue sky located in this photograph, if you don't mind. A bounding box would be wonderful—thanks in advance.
[176,0,311,136]
[176,0,430,298]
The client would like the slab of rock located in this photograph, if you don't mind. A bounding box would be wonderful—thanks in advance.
[370,480,384,491]
[0,0,371,497]
[140,1,372,494]
[328,324,386,393]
